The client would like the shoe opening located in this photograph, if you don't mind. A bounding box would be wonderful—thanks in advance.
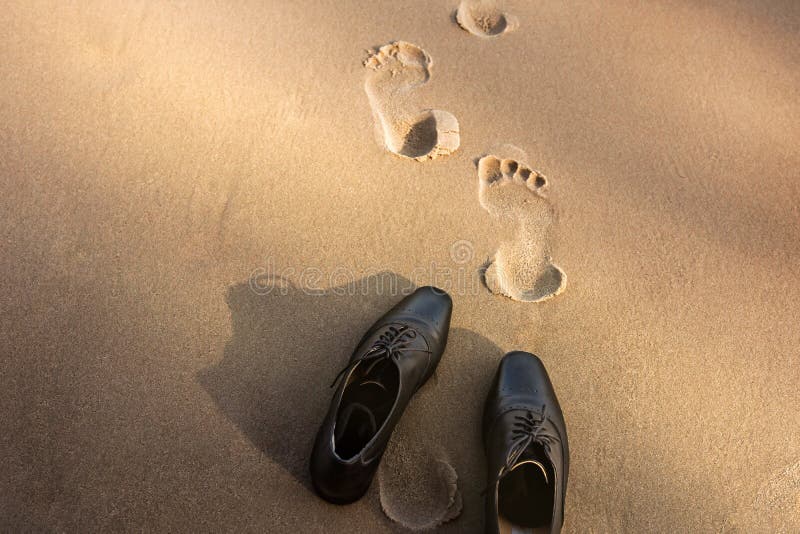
[497,443,555,533]
[333,358,399,460]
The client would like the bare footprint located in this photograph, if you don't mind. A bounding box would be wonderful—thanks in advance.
[377,402,462,531]
[477,154,566,302]
[378,441,462,531]
[364,41,460,161]
[455,0,518,38]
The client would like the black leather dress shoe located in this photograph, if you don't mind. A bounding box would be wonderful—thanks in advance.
[483,351,569,533]
[310,286,452,504]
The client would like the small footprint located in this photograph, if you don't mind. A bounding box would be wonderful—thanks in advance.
[364,41,460,161]
[455,0,518,38]
[379,449,462,531]
[477,153,566,302]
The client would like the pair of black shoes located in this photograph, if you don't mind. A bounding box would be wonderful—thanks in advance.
[310,287,569,533]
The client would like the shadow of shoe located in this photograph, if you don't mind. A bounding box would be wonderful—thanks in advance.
[198,271,504,531]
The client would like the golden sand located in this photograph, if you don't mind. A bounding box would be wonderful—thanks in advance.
[2,0,799,531]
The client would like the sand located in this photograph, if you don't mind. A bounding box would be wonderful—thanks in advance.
[1,0,799,531]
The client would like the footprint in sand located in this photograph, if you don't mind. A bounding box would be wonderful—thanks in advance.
[477,152,566,302]
[376,381,462,530]
[364,41,460,161]
[378,439,462,530]
[455,0,518,38]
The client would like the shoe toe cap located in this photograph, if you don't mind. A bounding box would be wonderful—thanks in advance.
[493,351,556,401]
[392,286,452,335]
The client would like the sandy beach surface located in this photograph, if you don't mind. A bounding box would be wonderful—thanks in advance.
[2,0,799,531]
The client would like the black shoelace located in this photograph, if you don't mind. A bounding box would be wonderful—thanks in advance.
[330,325,431,389]
[484,405,558,494]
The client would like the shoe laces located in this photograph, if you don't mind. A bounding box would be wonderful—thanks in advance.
[484,405,558,494]
[330,325,431,388]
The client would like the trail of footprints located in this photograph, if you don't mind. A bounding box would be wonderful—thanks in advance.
[364,5,564,529]
[363,10,564,304]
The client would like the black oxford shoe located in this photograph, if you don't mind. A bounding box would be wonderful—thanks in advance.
[310,286,452,504]
[483,351,569,534]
